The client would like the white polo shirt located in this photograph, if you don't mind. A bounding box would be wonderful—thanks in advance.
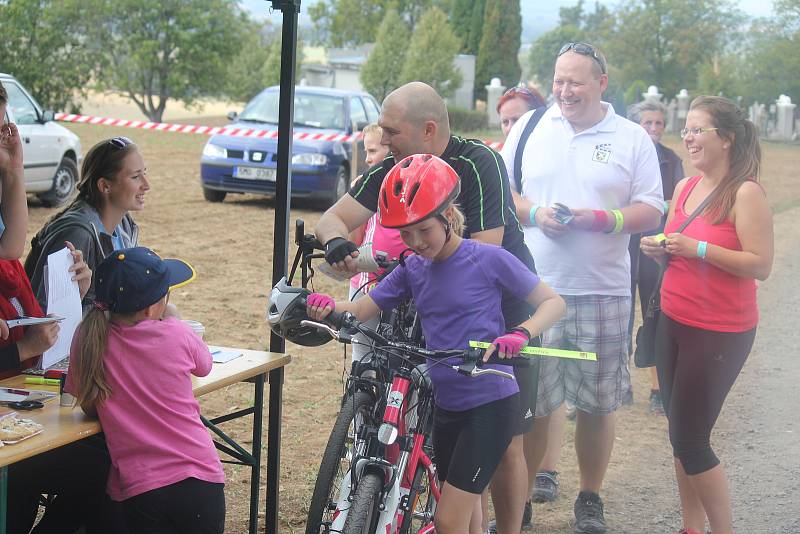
[501,103,663,296]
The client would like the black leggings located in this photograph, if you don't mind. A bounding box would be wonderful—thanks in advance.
[655,314,756,475]
[123,477,225,534]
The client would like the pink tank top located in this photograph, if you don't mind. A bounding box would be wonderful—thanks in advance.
[661,176,758,332]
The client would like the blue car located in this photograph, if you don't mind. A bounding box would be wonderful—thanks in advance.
[200,86,381,207]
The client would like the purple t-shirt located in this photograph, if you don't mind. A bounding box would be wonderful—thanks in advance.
[369,239,540,411]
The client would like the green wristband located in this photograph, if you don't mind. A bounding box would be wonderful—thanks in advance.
[611,209,624,234]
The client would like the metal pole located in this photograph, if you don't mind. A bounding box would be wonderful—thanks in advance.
[267,1,300,532]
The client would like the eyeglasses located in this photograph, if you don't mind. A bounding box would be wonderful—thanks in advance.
[108,136,134,149]
[558,42,607,74]
[679,127,719,139]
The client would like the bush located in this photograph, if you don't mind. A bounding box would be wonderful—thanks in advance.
[448,106,488,133]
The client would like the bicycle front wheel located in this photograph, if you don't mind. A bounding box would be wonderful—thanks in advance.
[306,391,375,534]
[342,471,384,534]
[399,464,437,534]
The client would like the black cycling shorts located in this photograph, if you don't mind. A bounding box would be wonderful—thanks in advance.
[433,393,519,494]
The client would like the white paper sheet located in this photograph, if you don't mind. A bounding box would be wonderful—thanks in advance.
[208,346,243,364]
[42,247,83,369]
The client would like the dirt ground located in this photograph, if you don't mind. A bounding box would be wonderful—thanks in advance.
[23,116,800,533]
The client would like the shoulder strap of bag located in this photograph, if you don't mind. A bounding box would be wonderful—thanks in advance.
[513,106,547,194]
[648,186,718,305]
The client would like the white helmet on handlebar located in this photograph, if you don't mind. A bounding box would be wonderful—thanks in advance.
[267,277,333,347]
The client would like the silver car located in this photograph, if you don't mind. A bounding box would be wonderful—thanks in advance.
[1,73,82,207]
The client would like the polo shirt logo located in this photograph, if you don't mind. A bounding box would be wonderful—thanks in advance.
[592,143,611,164]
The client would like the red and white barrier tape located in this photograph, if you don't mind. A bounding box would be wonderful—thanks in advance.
[54,112,504,150]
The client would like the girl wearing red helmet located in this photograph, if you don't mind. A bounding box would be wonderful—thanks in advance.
[308,154,566,534]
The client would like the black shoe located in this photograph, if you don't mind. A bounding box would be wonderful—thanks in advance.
[532,470,559,502]
[487,500,532,533]
[649,390,664,415]
[573,491,607,533]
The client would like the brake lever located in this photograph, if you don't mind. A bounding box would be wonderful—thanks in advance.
[300,320,340,340]
[451,362,514,380]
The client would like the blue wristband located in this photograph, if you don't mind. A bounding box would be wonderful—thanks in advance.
[697,241,708,260]
[529,205,540,227]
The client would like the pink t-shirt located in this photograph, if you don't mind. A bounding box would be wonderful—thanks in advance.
[66,317,224,501]
[350,214,407,292]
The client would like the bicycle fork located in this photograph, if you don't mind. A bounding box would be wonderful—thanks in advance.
[330,371,437,533]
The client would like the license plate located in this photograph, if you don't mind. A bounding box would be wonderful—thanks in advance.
[234,166,276,181]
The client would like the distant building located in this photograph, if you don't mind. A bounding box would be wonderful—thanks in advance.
[301,45,476,109]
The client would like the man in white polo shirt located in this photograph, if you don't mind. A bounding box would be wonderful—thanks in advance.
[501,43,663,533]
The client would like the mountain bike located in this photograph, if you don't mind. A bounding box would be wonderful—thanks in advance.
[284,220,423,534]
[301,310,530,534]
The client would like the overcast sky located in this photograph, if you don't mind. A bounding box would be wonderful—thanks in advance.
[241,0,777,41]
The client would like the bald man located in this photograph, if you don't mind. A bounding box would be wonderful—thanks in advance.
[316,81,536,533]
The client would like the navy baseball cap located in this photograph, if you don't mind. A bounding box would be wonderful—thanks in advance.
[95,247,195,313]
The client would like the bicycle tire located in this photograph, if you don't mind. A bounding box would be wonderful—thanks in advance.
[305,391,375,534]
[342,471,384,534]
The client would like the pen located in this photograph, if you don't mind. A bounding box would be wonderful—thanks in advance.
[24,377,61,386]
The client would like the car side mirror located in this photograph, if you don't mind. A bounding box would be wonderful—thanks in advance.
[41,109,55,123]
[227,111,238,121]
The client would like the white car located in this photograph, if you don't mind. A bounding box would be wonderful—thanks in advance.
[1,73,82,207]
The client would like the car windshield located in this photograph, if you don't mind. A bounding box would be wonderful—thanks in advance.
[239,91,345,130]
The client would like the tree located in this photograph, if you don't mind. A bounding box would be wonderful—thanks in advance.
[474,0,522,101]
[308,0,384,47]
[309,0,450,47]
[450,0,483,54]
[360,10,410,102]
[466,0,486,56]
[225,22,284,103]
[0,0,98,112]
[91,0,245,122]
[738,18,800,105]
[606,0,744,98]
[399,7,462,98]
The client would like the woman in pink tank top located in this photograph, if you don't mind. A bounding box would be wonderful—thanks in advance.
[640,96,773,534]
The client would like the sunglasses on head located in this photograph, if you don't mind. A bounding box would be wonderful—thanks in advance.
[503,84,535,98]
[558,42,607,74]
[108,136,134,149]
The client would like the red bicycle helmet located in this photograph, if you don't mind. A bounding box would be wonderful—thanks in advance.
[378,154,460,229]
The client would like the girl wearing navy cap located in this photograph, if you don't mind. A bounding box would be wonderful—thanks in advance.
[66,247,225,534]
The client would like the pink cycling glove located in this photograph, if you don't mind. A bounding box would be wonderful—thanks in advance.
[492,331,529,357]
[307,293,335,311]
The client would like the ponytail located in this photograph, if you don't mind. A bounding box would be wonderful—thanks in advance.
[73,307,112,412]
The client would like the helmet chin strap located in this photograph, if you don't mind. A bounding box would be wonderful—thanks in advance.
[436,214,452,243]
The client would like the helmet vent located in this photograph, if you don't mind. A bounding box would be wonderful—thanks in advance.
[381,189,388,209]
[393,178,403,196]
[401,158,414,168]
[407,183,421,206]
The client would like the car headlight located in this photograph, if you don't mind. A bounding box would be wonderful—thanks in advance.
[203,143,227,158]
[292,153,328,166]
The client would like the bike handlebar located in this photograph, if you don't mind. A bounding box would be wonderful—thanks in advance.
[300,313,531,381]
